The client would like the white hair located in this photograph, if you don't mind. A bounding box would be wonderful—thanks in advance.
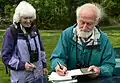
[13,1,36,23]
[76,3,104,21]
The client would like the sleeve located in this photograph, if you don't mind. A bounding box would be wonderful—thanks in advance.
[50,32,69,71]
[37,30,47,68]
[99,38,116,76]
[1,28,25,70]
[41,51,47,68]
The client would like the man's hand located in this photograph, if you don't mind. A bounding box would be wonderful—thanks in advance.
[87,65,100,78]
[55,64,67,76]
[25,62,36,72]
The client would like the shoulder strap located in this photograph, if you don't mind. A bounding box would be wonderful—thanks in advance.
[32,26,44,51]
[9,24,18,46]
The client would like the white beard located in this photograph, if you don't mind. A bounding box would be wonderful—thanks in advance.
[76,26,94,38]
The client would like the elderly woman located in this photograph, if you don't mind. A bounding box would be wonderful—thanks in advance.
[2,1,48,83]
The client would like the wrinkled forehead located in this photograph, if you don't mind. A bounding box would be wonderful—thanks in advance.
[79,10,97,21]
[78,6,98,21]
[77,8,98,27]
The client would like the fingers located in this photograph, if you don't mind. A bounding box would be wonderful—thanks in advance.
[55,64,67,76]
[25,62,36,71]
[43,68,48,75]
[88,65,100,77]
[30,63,36,69]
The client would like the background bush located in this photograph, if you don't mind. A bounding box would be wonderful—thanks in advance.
[0,0,120,30]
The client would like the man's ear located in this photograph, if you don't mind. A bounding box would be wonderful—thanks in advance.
[95,19,99,26]
[76,19,78,24]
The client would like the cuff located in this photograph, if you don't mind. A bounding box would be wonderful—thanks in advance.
[17,61,25,70]
[42,62,47,68]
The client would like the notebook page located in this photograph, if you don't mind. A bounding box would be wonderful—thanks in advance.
[48,72,72,81]
[68,69,83,76]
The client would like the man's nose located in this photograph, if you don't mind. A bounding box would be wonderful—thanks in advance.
[26,19,31,22]
[82,23,88,30]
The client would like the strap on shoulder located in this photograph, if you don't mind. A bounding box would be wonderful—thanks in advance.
[9,24,18,46]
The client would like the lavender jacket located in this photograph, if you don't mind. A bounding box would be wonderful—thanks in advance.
[2,26,47,83]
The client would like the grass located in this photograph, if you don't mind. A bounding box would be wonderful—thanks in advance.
[0,58,10,83]
[101,27,120,47]
[40,31,61,70]
[0,27,120,82]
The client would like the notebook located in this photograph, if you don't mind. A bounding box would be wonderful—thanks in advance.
[48,68,95,81]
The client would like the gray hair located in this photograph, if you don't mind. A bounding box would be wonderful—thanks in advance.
[76,3,104,21]
[13,1,36,23]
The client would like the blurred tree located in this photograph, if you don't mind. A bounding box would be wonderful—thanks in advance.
[65,0,90,26]
[1,0,120,29]
[90,0,120,25]
[28,0,69,30]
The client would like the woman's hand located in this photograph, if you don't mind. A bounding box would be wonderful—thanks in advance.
[25,62,36,71]
[43,68,48,75]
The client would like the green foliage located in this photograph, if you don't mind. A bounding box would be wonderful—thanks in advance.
[27,0,69,30]
[0,0,17,28]
[1,0,120,29]
[90,0,120,25]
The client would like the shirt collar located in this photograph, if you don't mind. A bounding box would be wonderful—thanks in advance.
[73,26,100,46]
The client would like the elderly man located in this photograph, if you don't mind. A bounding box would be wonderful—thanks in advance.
[50,3,116,78]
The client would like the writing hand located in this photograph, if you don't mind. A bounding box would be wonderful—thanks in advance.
[55,63,67,76]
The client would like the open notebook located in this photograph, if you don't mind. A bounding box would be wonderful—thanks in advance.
[48,68,95,81]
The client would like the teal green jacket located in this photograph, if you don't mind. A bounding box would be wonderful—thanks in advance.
[50,24,116,76]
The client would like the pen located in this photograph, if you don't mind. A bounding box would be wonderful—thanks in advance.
[27,61,31,64]
[57,61,67,74]
[57,61,63,70]
[27,61,36,69]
